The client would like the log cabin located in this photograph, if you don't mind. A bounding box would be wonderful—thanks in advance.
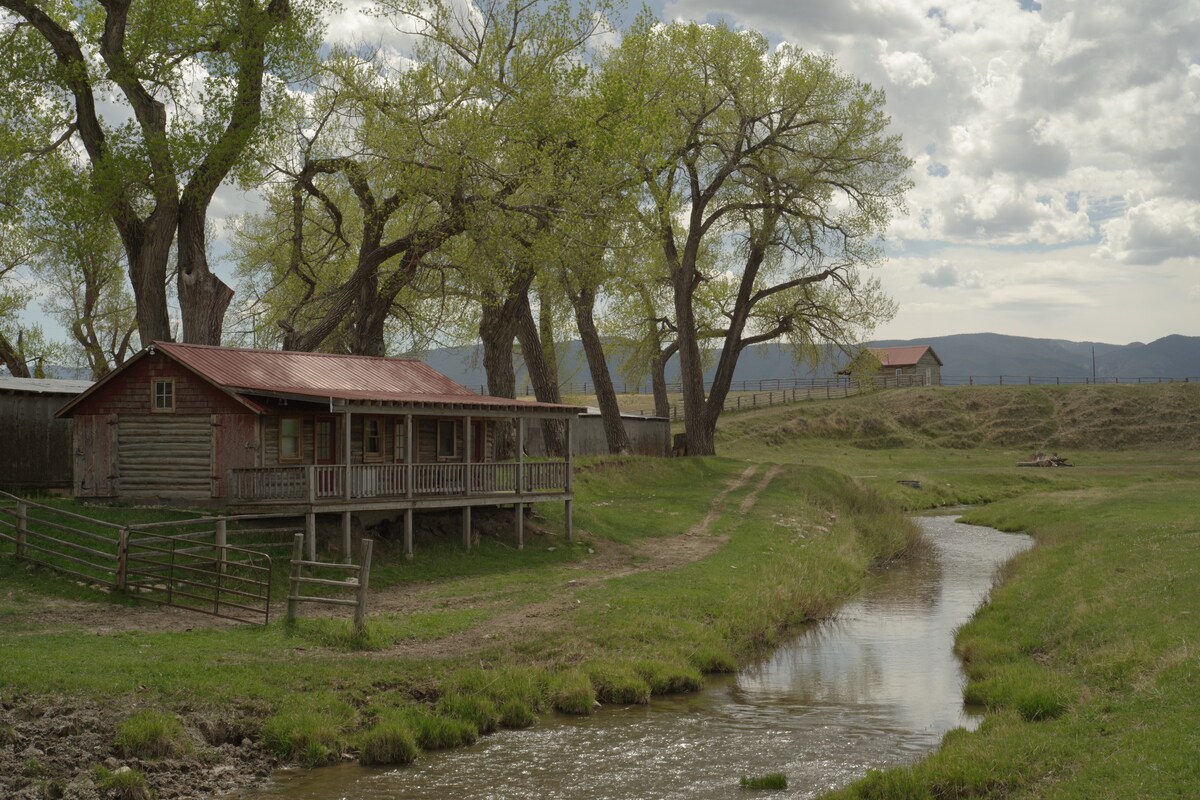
[56,342,585,557]
[867,346,943,386]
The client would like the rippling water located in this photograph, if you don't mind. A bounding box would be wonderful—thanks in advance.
[252,516,1032,799]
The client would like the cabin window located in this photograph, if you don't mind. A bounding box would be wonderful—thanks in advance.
[394,420,408,462]
[895,368,902,376]
[279,417,303,462]
[364,417,384,461]
[151,379,175,412]
[437,419,458,459]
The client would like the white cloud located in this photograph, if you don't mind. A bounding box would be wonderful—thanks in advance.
[1097,197,1200,266]
[877,43,935,87]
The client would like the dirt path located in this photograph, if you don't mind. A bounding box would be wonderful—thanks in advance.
[380,463,782,660]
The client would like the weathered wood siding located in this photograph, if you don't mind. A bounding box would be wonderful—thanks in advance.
[73,351,247,416]
[211,414,259,497]
[72,414,118,497]
[117,415,212,500]
[0,392,76,489]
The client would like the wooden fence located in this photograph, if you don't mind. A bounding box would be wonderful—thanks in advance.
[286,533,373,635]
[0,492,285,624]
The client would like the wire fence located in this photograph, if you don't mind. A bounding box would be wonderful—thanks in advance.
[493,373,1197,399]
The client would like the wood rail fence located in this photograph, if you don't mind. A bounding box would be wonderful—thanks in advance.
[286,533,373,635]
[0,491,285,625]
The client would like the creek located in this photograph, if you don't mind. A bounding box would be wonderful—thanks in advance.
[251,515,1032,799]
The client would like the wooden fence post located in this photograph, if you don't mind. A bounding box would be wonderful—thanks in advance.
[115,528,129,591]
[354,539,373,637]
[215,517,227,576]
[288,533,304,624]
[15,501,27,561]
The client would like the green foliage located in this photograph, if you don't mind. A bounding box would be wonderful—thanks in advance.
[113,710,189,759]
[91,764,152,800]
[356,718,420,766]
[260,708,346,767]
[547,669,595,715]
[391,708,478,750]
[585,663,652,705]
[740,773,788,790]
[435,693,501,735]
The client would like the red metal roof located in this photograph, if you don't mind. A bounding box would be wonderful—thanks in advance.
[868,346,943,367]
[153,342,583,414]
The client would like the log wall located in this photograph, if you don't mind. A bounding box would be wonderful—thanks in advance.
[117,415,212,501]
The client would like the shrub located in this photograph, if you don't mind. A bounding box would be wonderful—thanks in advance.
[357,720,419,766]
[635,661,704,695]
[114,710,189,759]
[740,773,788,790]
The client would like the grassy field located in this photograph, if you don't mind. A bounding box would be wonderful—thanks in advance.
[2,382,1198,798]
[0,454,916,790]
[710,384,1200,799]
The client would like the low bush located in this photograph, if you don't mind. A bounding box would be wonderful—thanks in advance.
[92,764,152,800]
[547,670,595,715]
[260,709,344,767]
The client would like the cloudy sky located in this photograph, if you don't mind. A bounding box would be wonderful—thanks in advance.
[20,1,1194,349]
[636,0,1200,344]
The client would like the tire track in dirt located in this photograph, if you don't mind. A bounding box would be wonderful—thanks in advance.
[385,463,784,660]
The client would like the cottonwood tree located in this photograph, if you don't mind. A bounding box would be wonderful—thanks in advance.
[0,0,325,346]
[602,20,912,455]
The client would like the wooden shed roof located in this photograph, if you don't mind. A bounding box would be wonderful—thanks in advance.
[868,346,944,367]
[59,342,585,417]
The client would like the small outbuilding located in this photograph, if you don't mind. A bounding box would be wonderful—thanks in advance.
[0,377,93,491]
[527,408,671,458]
[866,346,943,386]
[56,343,585,555]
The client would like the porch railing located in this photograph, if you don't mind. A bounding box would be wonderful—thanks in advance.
[229,461,568,503]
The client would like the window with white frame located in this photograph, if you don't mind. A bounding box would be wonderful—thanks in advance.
[152,378,175,412]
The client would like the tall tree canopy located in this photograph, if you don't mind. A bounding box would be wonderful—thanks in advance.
[0,0,326,346]
[602,19,912,455]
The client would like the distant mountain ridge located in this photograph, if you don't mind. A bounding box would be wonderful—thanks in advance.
[419,333,1200,390]
[15,333,1197,387]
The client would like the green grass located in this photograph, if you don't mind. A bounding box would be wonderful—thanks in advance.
[113,709,190,759]
[741,772,789,790]
[823,460,1200,798]
[0,453,914,776]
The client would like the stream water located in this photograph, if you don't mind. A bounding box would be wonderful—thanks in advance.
[251,515,1032,799]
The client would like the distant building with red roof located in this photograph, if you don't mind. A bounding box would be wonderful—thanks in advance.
[57,343,585,555]
[866,345,943,386]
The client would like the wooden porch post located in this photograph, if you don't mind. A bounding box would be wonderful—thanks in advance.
[305,512,316,562]
[464,415,472,495]
[343,411,353,500]
[516,417,525,494]
[515,502,524,551]
[341,511,352,564]
[404,508,413,561]
[462,505,472,551]
[405,414,413,500]
[565,414,574,544]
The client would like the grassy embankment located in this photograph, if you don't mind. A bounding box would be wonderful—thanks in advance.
[0,455,915,775]
[713,383,1200,799]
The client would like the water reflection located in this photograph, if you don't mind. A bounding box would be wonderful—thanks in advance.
[252,516,1031,800]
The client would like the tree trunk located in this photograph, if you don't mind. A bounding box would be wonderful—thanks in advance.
[479,299,520,459]
[123,211,177,346]
[0,331,31,377]
[671,261,714,456]
[651,341,676,419]
[572,285,630,454]
[514,290,565,457]
[176,207,233,345]
[537,280,560,388]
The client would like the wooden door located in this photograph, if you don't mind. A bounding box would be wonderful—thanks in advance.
[212,414,258,498]
[315,417,337,495]
[73,414,117,497]
[472,420,485,462]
